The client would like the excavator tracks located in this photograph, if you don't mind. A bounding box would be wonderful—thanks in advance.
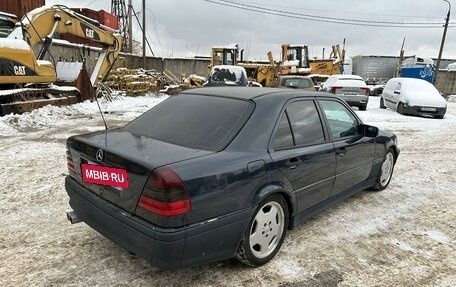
[0,86,80,116]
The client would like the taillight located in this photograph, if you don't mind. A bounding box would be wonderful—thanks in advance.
[330,86,342,94]
[138,166,190,217]
[66,149,76,174]
[361,87,370,95]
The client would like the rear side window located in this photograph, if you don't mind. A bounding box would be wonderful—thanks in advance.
[287,101,325,146]
[272,100,325,149]
[272,113,293,149]
[384,80,397,91]
[124,94,254,151]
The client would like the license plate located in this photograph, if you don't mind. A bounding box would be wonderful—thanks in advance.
[81,163,128,188]
[343,92,357,95]
[421,107,436,112]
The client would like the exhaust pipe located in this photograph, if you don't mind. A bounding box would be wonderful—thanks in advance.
[67,210,82,224]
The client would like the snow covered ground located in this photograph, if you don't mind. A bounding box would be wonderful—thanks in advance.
[0,94,455,286]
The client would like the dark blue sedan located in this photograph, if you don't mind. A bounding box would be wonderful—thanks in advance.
[65,87,399,269]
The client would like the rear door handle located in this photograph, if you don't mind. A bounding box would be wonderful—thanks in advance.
[336,147,346,157]
[285,157,301,170]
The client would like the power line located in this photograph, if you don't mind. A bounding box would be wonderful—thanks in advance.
[229,0,445,19]
[217,0,447,25]
[145,8,193,56]
[204,0,454,28]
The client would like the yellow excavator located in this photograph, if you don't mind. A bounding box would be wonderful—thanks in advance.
[0,5,122,116]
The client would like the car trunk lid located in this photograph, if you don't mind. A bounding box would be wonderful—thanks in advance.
[66,129,214,214]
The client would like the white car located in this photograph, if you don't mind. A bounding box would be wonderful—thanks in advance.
[380,77,447,119]
[320,74,370,110]
[204,65,249,87]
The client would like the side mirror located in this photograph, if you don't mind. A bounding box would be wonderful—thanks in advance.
[359,124,379,137]
[394,90,400,95]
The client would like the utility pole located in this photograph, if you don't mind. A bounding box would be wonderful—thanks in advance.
[435,0,451,83]
[127,0,133,53]
[142,0,146,68]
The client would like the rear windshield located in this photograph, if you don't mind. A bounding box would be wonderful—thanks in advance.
[281,78,313,89]
[124,94,254,151]
[206,66,248,86]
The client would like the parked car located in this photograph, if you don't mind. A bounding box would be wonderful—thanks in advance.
[204,65,249,87]
[65,87,399,270]
[320,74,370,110]
[380,77,447,118]
[274,75,315,91]
[367,84,385,96]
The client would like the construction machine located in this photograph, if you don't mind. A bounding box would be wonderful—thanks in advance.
[280,43,345,76]
[209,45,277,87]
[0,11,17,38]
[0,5,122,116]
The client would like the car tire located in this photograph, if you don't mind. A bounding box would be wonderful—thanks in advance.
[435,115,444,119]
[380,97,386,109]
[359,105,367,111]
[372,148,396,191]
[235,194,289,267]
[397,102,405,115]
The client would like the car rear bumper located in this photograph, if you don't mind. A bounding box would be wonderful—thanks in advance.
[338,95,369,107]
[65,176,254,270]
[403,105,446,117]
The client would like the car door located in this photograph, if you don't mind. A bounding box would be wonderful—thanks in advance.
[269,99,336,213]
[383,80,400,109]
[317,99,375,197]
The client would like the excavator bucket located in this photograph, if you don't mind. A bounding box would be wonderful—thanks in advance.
[76,67,96,102]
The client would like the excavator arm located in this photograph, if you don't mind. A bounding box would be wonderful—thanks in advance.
[7,5,122,86]
[0,5,122,115]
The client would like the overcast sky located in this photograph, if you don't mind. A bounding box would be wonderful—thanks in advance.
[44,0,456,62]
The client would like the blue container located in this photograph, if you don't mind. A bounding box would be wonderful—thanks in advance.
[400,65,435,83]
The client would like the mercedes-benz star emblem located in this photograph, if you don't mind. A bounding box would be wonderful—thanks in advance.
[96,149,104,162]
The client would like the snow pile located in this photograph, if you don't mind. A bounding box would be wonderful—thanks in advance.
[447,95,456,103]
[0,94,167,134]
[0,39,30,50]
[447,62,456,70]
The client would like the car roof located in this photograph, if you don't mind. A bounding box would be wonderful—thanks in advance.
[278,75,312,79]
[329,74,364,80]
[390,77,430,84]
[181,87,317,101]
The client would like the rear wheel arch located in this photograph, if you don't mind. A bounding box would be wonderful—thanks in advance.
[251,185,294,228]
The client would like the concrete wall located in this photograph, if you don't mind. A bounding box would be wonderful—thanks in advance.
[435,70,456,95]
[38,42,210,81]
